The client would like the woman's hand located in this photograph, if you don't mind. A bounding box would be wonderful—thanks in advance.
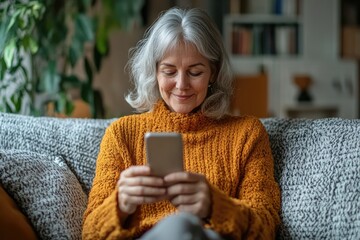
[117,165,167,215]
[164,172,212,219]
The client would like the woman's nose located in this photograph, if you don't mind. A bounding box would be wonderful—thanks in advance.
[176,73,190,90]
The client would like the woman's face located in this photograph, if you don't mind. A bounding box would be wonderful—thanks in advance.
[156,42,212,114]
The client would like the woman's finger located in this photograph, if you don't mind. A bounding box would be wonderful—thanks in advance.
[166,183,197,195]
[119,175,165,187]
[121,165,151,177]
[120,185,166,196]
[169,193,197,206]
[164,171,201,184]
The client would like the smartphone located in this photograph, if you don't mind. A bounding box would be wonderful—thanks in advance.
[145,132,184,177]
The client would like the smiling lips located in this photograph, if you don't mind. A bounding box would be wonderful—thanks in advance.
[172,93,194,101]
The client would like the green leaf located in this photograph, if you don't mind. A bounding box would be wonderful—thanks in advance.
[75,14,94,42]
[55,92,66,113]
[80,82,93,104]
[0,59,6,80]
[65,98,75,116]
[60,74,82,90]
[0,21,8,54]
[55,92,74,116]
[4,38,16,67]
[40,61,61,94]
[5,102,13,113]
[31,2,45,19]
[6,11,20,32]
[28,36,38,54]
[93,42,105,71]
[69,38,83,67]
[95,31,108,55]
[22,35,39,54]
[84,57,93,84]
[10,92,22,113]
[18,11,27,29]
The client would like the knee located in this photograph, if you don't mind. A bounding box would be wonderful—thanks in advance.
[142,212,205,240]
[166,212,201,228]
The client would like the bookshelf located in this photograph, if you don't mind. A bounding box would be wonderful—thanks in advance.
[224,0,302,58]
[224,0,359,119]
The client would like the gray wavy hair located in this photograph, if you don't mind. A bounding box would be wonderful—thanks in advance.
[125,7,233,119]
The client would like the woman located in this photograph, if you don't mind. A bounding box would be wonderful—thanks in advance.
[83,7,280,240]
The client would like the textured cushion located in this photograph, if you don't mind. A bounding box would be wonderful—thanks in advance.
[0,185,37,240]
[262,118,360,239]
[0,150,87,240]
[0,112,114,193]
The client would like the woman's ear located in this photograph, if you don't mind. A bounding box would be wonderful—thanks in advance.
[209,72,217,85]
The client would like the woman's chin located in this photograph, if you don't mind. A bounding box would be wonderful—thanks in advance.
[171,105,194,114]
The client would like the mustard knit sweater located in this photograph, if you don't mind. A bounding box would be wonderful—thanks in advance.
[82,101,280,240]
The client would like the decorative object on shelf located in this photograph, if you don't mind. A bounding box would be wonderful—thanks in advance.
[293,74,313,102]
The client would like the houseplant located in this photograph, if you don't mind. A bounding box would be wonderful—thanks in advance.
[0,0,144,117]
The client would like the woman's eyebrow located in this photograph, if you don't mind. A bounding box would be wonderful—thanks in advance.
[159,62,206,67]
[189,63,205,68]
[158,63,175,67]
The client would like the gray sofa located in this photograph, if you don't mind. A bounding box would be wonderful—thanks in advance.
[0,112,359,239]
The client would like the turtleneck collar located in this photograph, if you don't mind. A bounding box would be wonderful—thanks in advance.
[150,100,214,133]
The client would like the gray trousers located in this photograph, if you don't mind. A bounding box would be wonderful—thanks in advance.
[140,212,224,240]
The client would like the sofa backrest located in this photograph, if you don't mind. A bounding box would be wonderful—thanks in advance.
[0,112,114,194]
[262,118,360,239]
[1,112,359,239]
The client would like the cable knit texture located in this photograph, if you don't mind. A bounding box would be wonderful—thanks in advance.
[83,101,281,239]
[0,150,87,240]
[0,112,113,194]
[263,118,360,239]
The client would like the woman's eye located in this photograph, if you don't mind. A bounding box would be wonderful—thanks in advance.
[189,72,202,77]
[162,71,176,76]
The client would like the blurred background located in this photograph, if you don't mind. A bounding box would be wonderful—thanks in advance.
[1,0,359,119]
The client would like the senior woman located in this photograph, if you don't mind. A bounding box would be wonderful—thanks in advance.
[82,7,280,240]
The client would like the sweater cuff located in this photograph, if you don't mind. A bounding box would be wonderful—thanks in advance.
[83,190,134,239]
[207,185,250,236]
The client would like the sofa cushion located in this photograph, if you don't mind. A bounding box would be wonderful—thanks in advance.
[0,184,37,240]
[0,112,115,194]
[0,150,87,240]
[262,118,360,239]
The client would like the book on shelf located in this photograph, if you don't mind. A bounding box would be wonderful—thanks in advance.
[274,0,299,16]
[262,25,275,55]
[247,0,273,14]
[232,26,253,55]
[275,26,297,55]
[231,24,298,56]
[231,0,300,15]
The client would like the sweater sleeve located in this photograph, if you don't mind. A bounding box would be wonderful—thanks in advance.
[207,119,281,239]
[82,123,136,240]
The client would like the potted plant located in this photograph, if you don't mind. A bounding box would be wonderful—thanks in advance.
[0,0,144,117]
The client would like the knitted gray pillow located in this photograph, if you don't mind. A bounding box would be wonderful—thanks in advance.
[0,150,87,240]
